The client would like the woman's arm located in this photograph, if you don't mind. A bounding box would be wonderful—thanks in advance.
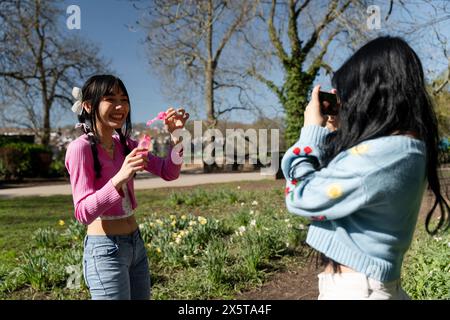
[282,125,368,221]
[65,140,124,225]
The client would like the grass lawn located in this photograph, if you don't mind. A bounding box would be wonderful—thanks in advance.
[0,179,448,299]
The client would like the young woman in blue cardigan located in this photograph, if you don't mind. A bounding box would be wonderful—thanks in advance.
[282,36,449,300]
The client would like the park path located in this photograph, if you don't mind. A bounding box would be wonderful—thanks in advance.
[0,171,274,198]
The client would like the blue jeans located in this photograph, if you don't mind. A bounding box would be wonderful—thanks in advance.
[83,228,151,300]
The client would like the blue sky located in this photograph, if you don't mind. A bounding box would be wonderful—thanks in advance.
[57,0,449,128]
[58,0,336,128]
[61,0,174,127]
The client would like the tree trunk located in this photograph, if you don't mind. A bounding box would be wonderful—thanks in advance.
[205,62,215,125]
[283,68,315,146]
[203,0,218,172]
[41,101,51,146]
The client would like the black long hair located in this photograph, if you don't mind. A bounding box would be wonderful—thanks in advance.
[77,75,132,178]
[321,36,449,235]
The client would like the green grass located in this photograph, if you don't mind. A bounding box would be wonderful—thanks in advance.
[0,180,311,299]
[402,225,450,300]
[0,195,73,269]
[0,179,448,300]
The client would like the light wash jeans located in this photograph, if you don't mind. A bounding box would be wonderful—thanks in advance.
[83,228,151,300]
[318,272,410,300]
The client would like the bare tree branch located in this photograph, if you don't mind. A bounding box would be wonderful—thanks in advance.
[140,0,260,125]
[217,106,249,117]
[267,0,289,68]
[0,0,108,145]
[307,29,340,76]
[301,0,340,58]
[247,66,285,105]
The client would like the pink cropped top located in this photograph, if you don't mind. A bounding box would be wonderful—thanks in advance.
[65,134,182,225]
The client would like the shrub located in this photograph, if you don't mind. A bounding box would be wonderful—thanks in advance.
[141,214,227,268]
[0,143,52,180]
[32,227,60,248]
[13,250,52,291]
[202,237,228,284]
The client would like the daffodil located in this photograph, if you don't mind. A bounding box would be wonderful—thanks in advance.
[171,220,176,227]
[189,220,197,226]
[156,247,162,254]
[198,216,207,225]
[156,219,163,225]
[181,215,187,220]
[170,215,176,220]
[251,200,258,206]
[58,220,65,226]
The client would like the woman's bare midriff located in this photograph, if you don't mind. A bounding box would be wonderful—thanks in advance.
[87,215,138,235]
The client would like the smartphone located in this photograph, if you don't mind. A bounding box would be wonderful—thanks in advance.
[319,91,339,115]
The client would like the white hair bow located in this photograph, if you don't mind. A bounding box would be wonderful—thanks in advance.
[71,87,83,115]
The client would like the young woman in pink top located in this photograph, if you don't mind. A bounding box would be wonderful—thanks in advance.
[65,75,188,300]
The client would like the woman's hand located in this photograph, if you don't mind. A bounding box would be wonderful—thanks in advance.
[304,85,326,127]
[164,107,189,144]
[111,148,148,191]
[304,85,339,131]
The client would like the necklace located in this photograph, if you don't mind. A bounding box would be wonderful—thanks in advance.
[101,142,114,157]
